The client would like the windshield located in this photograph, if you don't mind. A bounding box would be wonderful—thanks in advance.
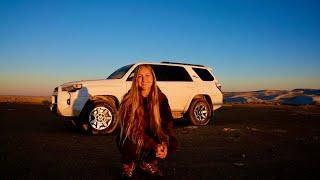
[107,64,134,79]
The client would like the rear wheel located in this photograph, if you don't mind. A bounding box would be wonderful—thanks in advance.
[80,100,118,135]
[187,98,212,126]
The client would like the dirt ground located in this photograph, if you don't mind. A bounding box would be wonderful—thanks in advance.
[1,103,320,179]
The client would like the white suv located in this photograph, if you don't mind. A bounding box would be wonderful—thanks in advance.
[50,62,223,134]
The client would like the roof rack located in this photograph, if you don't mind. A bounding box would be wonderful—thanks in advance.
[160,61,205,67]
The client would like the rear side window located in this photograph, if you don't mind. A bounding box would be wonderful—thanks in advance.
[192,68,214,81]
[151,65,192,81]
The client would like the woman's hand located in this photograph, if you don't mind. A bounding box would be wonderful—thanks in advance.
[156,142,167,159]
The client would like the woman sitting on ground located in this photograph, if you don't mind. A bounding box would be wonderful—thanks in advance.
[117,64,178,178]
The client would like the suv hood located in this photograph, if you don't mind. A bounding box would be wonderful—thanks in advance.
[60,79,123,88]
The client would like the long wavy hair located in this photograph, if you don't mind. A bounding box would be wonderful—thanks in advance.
[118,64,167,152]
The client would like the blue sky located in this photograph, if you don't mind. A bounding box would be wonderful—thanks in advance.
[1,0,319,95]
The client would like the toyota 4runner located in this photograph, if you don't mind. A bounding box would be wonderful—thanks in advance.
[50,61,223,134]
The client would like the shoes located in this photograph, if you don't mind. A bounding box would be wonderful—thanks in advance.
[122,162,136,178]
[139,161,163,176]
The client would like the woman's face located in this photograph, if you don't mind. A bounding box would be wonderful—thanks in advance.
[137,66,153,92]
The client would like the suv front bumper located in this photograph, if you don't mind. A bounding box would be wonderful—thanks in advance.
[50,103,57,113]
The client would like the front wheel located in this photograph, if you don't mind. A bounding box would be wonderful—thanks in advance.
[80,100,118,135]
[187,98,212,126]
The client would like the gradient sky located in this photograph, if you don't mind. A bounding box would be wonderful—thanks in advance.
[1,0,319,96]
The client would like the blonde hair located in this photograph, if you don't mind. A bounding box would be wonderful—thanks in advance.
[118,64,167,152]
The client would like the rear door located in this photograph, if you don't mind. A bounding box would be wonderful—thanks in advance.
[151,65,194,112]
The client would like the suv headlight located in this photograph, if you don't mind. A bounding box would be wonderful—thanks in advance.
[62,83,82,92]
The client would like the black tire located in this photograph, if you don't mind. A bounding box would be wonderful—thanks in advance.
[187,98,212,126]
[79,99,118,135]
[63,118,78,131]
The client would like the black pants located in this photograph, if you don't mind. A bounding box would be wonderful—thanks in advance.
[116,135,178,164]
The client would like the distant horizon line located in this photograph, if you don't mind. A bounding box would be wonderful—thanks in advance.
[1,88,319,97]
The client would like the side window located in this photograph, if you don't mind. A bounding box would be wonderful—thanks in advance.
[151,65,192,81]
[127,65,193,82]
[168,66,192,81]
[127,65,167,81]
[150,65,166,81]
[127,71,135,81]
[126,65,146,81]
[192,68,214,81]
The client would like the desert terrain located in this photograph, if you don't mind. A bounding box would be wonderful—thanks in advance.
[1,94,320,179]
[224,89,320,105]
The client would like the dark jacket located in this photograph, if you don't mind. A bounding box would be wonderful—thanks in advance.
[118,90,178,153]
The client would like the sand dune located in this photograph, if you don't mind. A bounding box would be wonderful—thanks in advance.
[224,89,320,105]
